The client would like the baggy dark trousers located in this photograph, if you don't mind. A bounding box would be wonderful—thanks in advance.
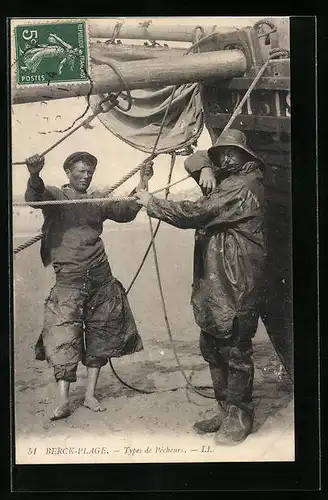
[35,262,143,382]
[200,321,255,415]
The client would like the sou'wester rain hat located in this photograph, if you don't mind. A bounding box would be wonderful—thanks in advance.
[207,129,264,167]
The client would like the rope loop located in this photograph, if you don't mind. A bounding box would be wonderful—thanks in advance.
[254,18,277,34]
[185,29,221,56]
[98,60,133,112]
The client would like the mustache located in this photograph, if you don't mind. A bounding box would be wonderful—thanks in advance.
[217,162,241,177]
[220,161,237,169]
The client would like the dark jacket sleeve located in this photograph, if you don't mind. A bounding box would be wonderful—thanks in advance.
[25,177,63,208]
[146,178,253,230]
[101,199,142,223]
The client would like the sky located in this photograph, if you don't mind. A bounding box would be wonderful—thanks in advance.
[11,17,270,197]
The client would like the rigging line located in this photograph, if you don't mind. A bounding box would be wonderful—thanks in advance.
[12,63,133,166]
[13,232,44,255]
[126,152,176,294]
[12,94,119,166]
[42,64,95,135]
[109,152,175,395]
[146,214,214,399]
[140,87,212,397]
[143,87,215,398]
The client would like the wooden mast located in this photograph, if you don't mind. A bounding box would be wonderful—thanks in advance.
[89,20,237,43]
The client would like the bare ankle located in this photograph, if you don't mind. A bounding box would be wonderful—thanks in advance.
[85,393,97,401]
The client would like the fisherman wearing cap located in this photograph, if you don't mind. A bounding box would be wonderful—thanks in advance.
[25,151,153,420]
[135,129,266,445]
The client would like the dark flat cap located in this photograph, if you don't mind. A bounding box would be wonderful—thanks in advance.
[63,151,98,171]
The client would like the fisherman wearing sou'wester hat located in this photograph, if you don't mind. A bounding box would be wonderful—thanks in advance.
[25,150,153,420]
[135,129,266,446]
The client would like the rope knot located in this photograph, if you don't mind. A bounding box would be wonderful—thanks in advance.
[269,47,290,59]
[96,94,119,114]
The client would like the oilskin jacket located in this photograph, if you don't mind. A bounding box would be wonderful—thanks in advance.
[146,152,266,340]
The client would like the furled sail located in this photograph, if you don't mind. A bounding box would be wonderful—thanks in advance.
[88,83,204,153]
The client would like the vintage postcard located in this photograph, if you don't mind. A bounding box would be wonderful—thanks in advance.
[10,16,294,466]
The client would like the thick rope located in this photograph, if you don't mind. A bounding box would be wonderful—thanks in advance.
[12,175,191,208]
[12,174,190,255]
[13,232,44,255]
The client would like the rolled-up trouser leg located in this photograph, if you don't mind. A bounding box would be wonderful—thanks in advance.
[83,277,143,362]
[42,284,85,383]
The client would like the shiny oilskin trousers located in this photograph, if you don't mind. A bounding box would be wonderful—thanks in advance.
[200,318,255,415]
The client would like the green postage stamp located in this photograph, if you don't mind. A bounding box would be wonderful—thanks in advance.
[14,20,90,85]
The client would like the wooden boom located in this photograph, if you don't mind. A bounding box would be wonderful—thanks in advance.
[89,20,237,43]
[12,49,247,105]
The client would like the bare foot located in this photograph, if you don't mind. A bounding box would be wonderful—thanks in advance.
[83,396,107,412]
[50,402,71,421]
